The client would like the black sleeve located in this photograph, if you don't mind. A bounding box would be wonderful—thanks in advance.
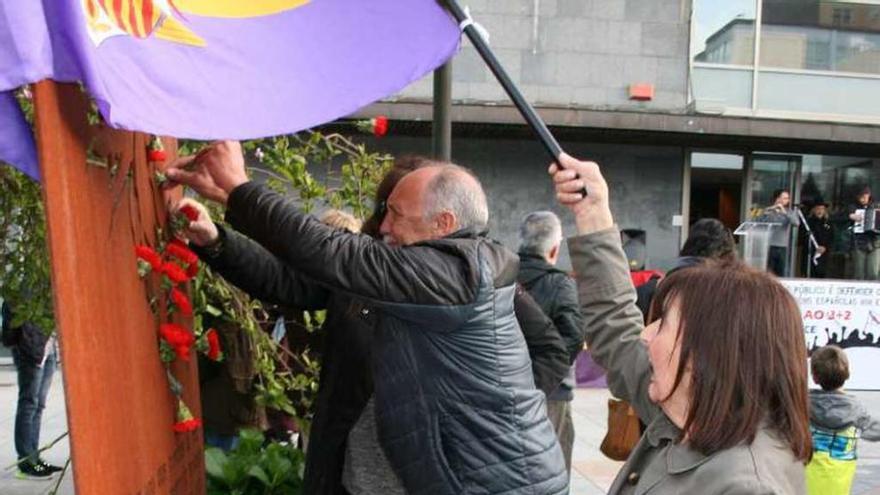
[226,182,475,306]
[635,278,659,324]
[551,274,588,363]
[193,225,331,310]
[514,285,569,396]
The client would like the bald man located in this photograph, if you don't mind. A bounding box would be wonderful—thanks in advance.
[165,142,567,495]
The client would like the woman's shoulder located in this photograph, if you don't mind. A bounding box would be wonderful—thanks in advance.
[695,429,805,494]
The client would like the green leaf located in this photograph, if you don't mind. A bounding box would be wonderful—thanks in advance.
[204,448,228,479]
[247,465,270,486]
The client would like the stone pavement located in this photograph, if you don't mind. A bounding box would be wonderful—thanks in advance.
[2,358,880,494]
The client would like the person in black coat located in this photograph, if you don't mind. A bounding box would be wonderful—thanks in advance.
[803,202,834,278]
[517,210,585,474]
[180,154,569,494]
[168,143,570,494]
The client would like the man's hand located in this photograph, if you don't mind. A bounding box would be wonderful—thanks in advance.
[165,141,249,205]
[172,198,219,247]
[549,153,613,235]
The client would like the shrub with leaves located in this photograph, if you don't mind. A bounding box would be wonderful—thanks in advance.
[205,429,305,495]
[179,131,392,433]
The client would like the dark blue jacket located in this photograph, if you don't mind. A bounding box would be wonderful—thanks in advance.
[219,182,568,494]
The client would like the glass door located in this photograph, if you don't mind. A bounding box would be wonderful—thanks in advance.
[745,154,801,276]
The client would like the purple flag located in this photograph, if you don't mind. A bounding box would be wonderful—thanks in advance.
[0,91,39,180]
[1,0,460,173]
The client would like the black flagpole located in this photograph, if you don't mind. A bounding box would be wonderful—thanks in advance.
[439,0,587,196]
[439,0,562,160]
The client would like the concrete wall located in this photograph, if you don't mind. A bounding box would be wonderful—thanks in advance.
[396,0,691,113]
[360,136,685,271]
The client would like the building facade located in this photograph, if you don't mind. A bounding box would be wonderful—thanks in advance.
[354,0,880,277]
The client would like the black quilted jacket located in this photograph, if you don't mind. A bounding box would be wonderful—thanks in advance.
[201,182,568,495]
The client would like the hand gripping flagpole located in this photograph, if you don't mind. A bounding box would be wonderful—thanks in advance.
[439,0,586,196]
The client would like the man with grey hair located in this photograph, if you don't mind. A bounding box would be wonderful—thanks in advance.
[518,210,586,475]
[165,142,568,495]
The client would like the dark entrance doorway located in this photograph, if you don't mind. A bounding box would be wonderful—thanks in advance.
[689,152,744,231]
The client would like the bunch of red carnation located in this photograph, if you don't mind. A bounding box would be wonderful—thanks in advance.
[134,238,199,317]
[134,223,216,434]
[160,323,195,361]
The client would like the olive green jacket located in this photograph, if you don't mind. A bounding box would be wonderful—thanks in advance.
[569,227,806,495]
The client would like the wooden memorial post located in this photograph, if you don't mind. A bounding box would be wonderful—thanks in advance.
[32,80,205,494]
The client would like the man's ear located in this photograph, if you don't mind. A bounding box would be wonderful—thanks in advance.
[548,244,560,262]
[435,211,457,236]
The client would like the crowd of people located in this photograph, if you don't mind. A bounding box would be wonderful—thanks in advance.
[758,187,879,280]
[4,141,879,494]
[159,142,877,494]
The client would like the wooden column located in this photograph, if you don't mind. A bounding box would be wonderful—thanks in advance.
[32,80,204,494]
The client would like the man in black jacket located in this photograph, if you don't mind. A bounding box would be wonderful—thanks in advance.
[517,211,586,474]
[193,158,568,494]
[166,141,568,495]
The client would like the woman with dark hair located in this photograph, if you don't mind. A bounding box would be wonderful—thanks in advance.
[551,154,811,494]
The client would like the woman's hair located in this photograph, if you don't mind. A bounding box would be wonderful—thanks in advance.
[649,261,811,461]
[319,209,362,233]
[811,345,849,391]
[361,155,434,237]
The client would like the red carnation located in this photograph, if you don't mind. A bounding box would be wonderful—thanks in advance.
[173,418,201,433]
[205,328,223,361]
[159,323,192,346]
[148,149,167,162]
[160,261,189,284]
[159,323,194,361]
[166,240,199,265]
[173,399,202,433]
[372,115,388,137]
[179,204,200,222]
[148,136,166,162]
[135,245,162,270]
[186,261,199,279]
[170,288,193,317]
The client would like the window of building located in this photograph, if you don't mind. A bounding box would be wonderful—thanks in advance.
[760,0,880,75]
[692,0,880,121]
[692,0,756,66]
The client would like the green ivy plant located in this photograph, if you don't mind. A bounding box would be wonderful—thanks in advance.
[0,87,54,332]
[180,131,392,433]
[0,164,54,332]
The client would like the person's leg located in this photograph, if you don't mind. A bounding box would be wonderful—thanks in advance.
[866,246,880,281]
[814,256,828,279]
[13,348,42,463]
[768,247,786,276]
[33,349,62,472]
[546,400,573,473]
[31,350,57,463]
[204,431,239,451]
[852,249,867,280]
[558,402,574,473]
